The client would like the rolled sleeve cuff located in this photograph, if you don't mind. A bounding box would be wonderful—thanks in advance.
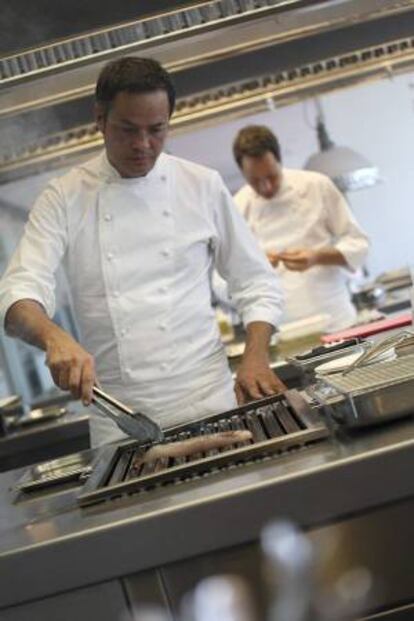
[335,242,369,273]
[0,289,55,334]
[241,306,283,330]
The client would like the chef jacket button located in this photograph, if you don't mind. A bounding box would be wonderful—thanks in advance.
[104,214,112,222]
[160,363,168,370]
[120,328,127,337]
[114,290,120,297]
[163,209,171,217]
[160,175,167,182]
[159,323,167,331]
[161,249,171,257]
[107,252,114,261]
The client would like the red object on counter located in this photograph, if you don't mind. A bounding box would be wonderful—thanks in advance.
[321,312,412,344]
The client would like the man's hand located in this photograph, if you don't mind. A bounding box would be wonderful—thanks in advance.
[45,333,96,405]
[279,247,348,271]
[279,248,318,272]
[235,322,286,405]
[235,352,286,405]
[266,250,282,268]
[5,299,97,405]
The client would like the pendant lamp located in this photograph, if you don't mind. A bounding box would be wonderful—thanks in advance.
[304,100,380,192]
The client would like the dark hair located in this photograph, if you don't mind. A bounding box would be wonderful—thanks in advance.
[95,56,176,116]
[233,125,282,167]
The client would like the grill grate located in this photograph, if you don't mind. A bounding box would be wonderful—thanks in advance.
[322,354,414,396]
[78,390,328,507]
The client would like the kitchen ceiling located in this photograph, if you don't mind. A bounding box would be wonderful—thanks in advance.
[1,0,414,183]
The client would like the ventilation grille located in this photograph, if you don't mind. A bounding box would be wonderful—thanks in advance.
[0,0,297,84]
[175,36,414,115]
[1,34,413,183]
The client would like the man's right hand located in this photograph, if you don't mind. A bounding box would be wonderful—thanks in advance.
[5,299,97,405]
[45,333,96,405]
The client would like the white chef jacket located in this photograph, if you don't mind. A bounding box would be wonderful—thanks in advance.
[0,151,283,445]
[234,169,369,332]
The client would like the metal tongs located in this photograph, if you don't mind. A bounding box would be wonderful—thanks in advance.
[342,329,414,376]
[92,386,164,444]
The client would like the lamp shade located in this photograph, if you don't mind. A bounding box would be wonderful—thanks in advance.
[304,119,380,192]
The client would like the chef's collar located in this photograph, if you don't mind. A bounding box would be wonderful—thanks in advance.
[99,151,168,184]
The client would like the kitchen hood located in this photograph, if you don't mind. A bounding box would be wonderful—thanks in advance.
[0,0,414,183]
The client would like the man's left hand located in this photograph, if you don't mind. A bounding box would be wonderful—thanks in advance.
[279,249,318,271]
[235,354,286,405]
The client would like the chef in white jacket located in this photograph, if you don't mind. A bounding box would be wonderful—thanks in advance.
[232,125,369,332]
[0,59,284,446]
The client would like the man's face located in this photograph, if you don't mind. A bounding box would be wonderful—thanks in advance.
[96,90,170,178]
[240,151,283,200]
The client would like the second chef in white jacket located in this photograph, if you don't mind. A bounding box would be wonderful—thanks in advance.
[233,125,369,332]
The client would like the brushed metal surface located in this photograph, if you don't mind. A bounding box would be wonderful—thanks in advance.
[0,579,130,621]
[1,417,414,608]
[159,496,414,619]
[315,354,414,427]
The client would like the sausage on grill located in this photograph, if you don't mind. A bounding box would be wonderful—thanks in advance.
[144,430,252,460]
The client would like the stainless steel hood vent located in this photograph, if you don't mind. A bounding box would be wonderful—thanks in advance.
[174,36,414,126]
[1,34,413,184]
[1,0,414,185]
[0,1,321,94]
[1,0,413,119]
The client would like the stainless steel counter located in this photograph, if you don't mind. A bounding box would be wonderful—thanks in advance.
[0,411,90,472]
[1,411,414,614]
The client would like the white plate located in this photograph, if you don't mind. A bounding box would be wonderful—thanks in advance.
[315,347,397,375]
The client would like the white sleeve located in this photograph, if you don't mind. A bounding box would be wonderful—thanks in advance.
[210,172,284,328]
[0,180,68,331]
[233,185,253,220]
[322,177,370,271]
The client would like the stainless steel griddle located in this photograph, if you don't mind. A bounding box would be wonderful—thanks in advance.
[78,390,328,507]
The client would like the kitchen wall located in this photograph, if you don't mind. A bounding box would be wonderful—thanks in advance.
[1,70,414,277]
